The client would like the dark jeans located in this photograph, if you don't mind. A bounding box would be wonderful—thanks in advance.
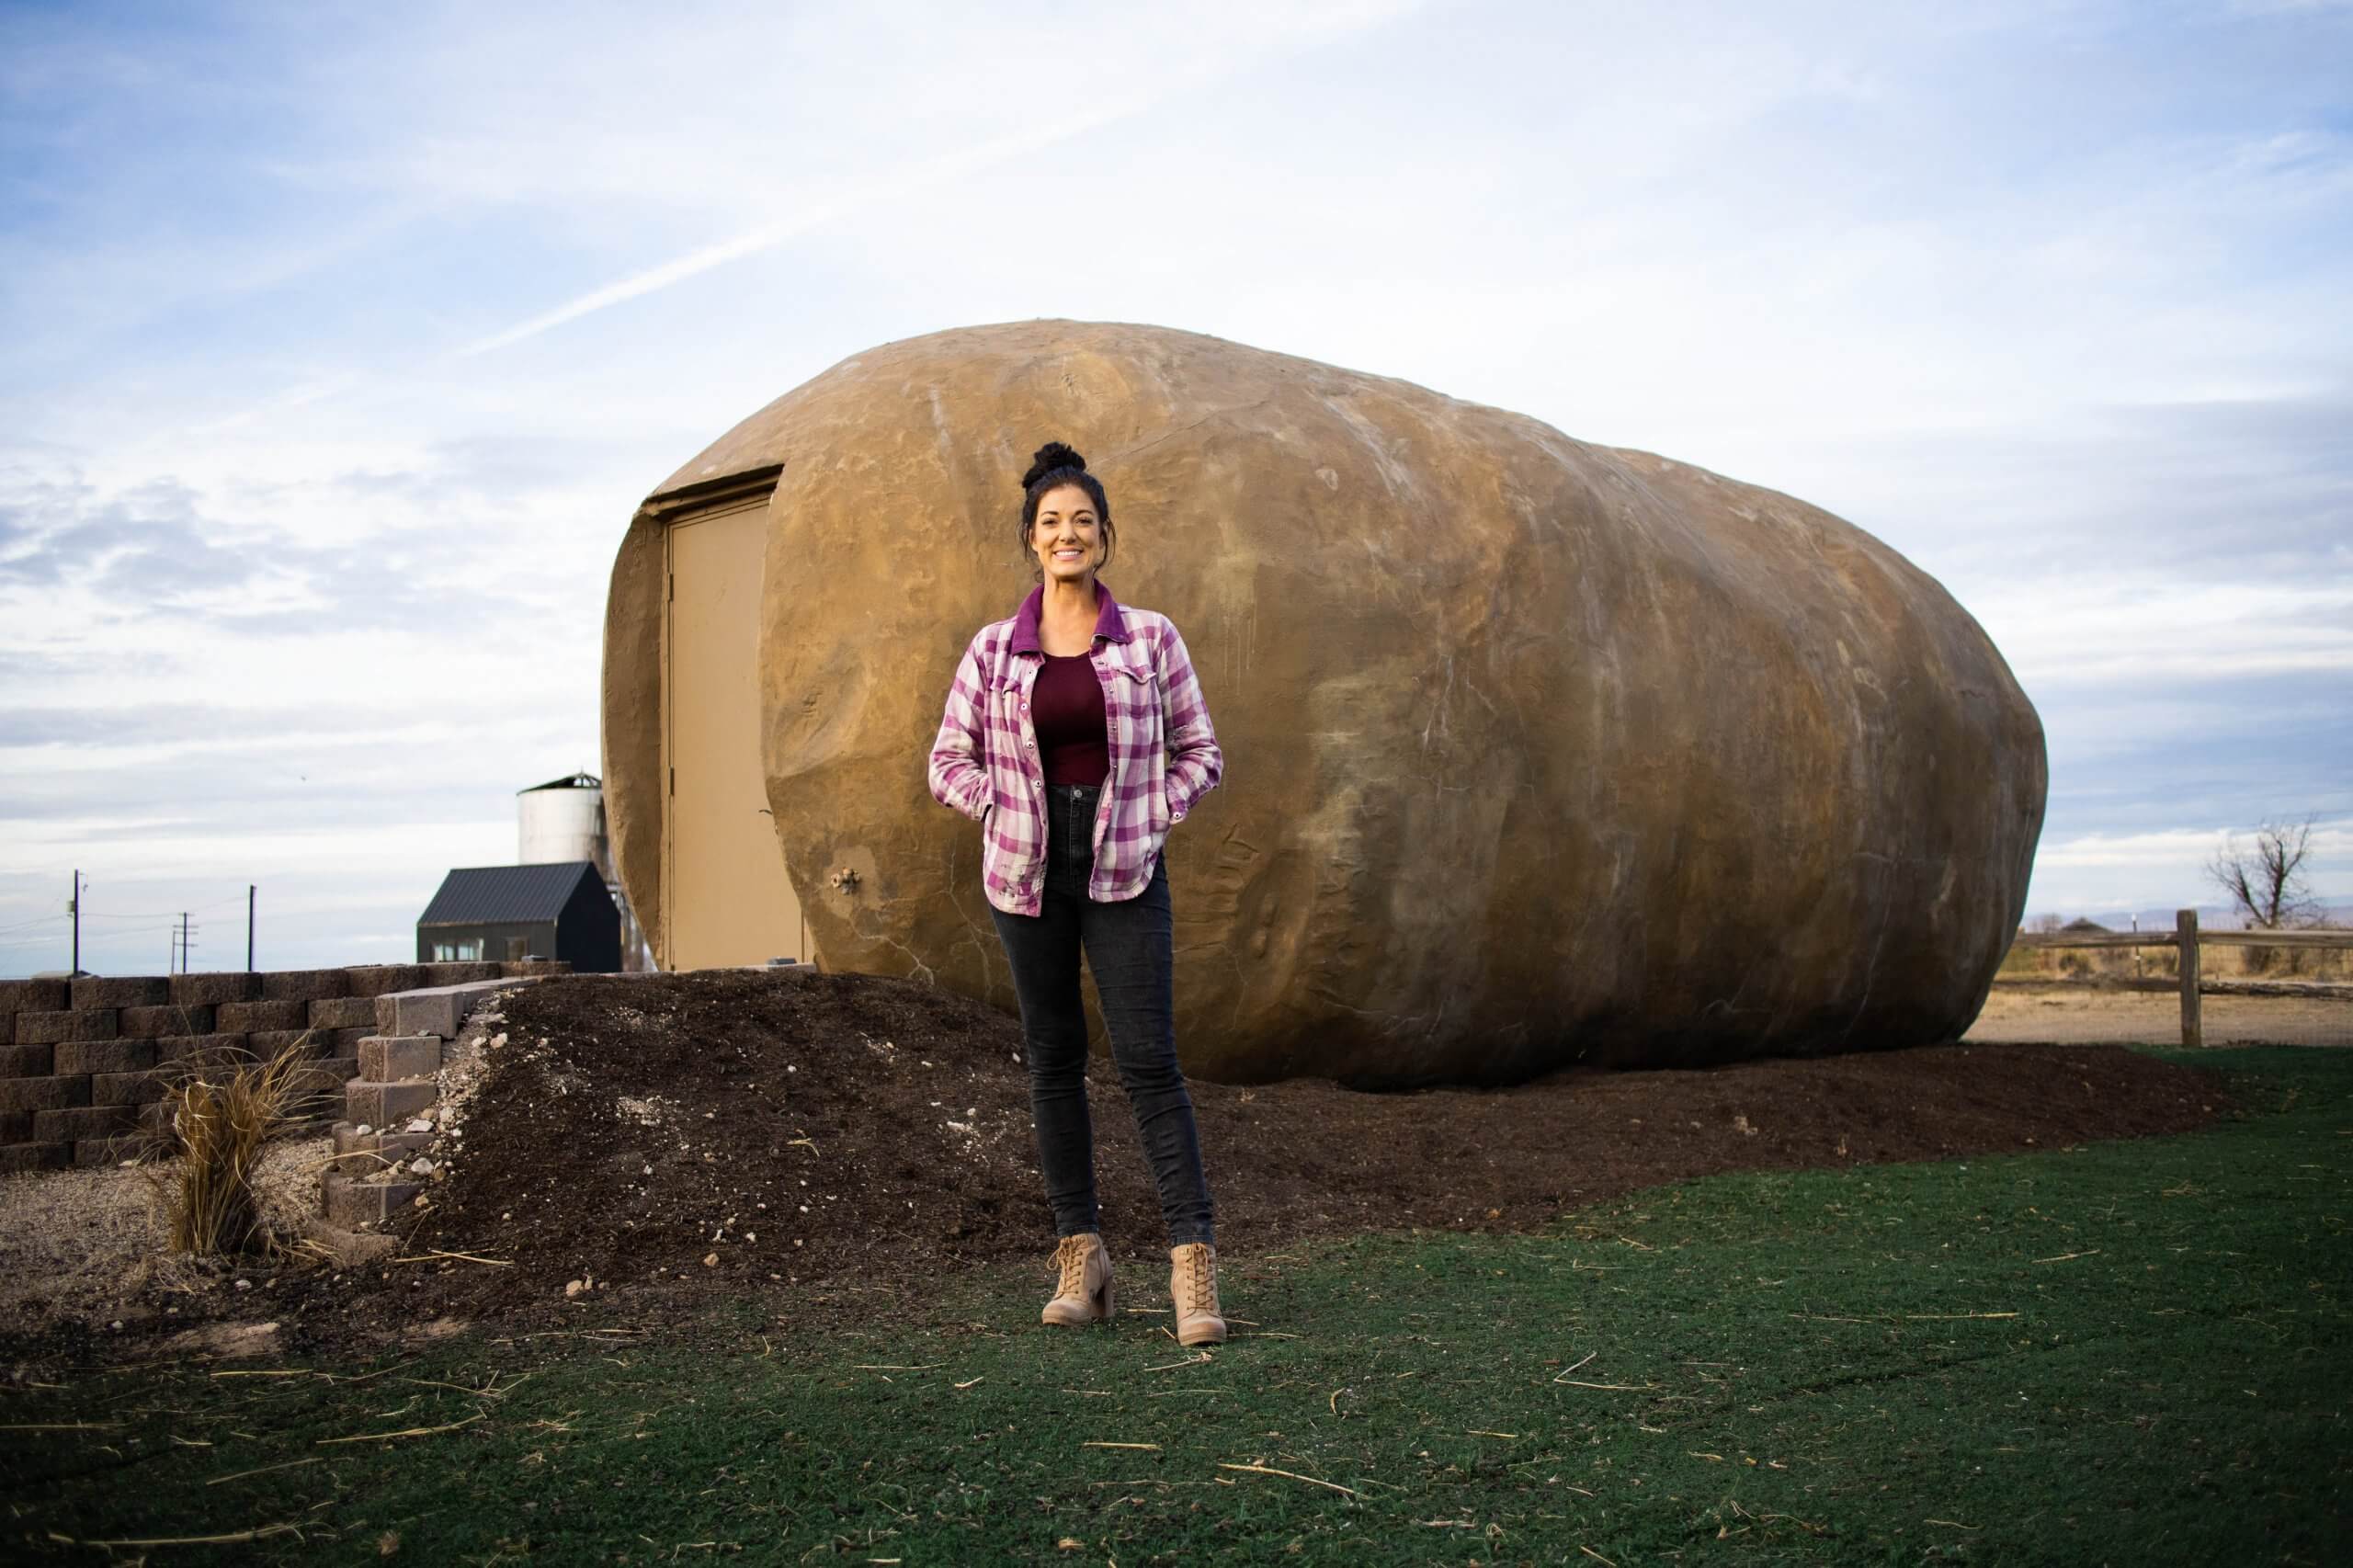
[989,782,1216,1249]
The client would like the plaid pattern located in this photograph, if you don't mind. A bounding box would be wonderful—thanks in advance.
[929,582,1222,915]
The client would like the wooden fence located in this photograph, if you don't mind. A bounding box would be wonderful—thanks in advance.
[2009,911,2353,1047]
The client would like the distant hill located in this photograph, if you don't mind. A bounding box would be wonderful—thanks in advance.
[2025,899,2353,933]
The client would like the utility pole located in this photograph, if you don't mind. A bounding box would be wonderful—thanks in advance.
[70,870,85,975]
[247,885,256,972]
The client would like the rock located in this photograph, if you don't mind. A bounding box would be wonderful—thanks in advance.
[702,1252,720,1267]
[565,1278,586,1299]
[405,1119,433,1133]
[162,1321,281,1359]
[602,320,2045,1084]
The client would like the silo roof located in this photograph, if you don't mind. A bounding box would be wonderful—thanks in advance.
[518,771,601,794]
[419,861,602,926]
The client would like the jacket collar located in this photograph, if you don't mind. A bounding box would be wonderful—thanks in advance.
[1010,579,1131,654]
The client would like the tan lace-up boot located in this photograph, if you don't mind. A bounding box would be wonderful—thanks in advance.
[1041,1232,1115,1325]
[1168,1242,1226,1346]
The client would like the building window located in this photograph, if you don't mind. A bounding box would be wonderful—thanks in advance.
[430,938,485,962]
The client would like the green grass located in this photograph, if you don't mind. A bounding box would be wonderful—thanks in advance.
[6,1044,2348,1564]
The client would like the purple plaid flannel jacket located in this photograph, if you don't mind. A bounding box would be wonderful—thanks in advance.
[927,582,1222,916]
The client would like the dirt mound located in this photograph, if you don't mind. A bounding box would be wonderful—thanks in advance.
[367,970,2229,1330]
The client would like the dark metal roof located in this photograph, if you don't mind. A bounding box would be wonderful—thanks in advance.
[518,771,601,794]
[419,861,602,926]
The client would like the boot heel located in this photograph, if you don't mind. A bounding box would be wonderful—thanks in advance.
[1097,1276,1116,1320]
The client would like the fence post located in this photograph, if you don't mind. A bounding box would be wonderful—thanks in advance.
[2177,907,2201,1049]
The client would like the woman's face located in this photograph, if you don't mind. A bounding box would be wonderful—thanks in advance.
[1030,483,1105,585]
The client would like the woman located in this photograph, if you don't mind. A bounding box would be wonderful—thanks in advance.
[926,440,1228,1346]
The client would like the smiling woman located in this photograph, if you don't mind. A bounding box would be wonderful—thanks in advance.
[926,438,1228,1345]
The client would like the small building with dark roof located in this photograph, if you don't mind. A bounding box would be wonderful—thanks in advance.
[417,860,621,973]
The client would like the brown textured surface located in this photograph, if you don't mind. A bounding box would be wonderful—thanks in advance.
[602,320,2046,1084]
[0,980,68,1014]
[68,976,167,1010]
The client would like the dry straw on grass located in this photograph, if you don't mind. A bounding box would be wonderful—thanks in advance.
[142,1035,332,1257]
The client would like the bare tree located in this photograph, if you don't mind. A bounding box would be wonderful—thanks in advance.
[2206,815,2322,930]
[2208,815,2324,973]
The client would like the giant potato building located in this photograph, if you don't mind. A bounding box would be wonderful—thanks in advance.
[602,320,2046,1085]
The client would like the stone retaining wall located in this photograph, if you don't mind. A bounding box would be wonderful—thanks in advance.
[0,961,568,1172]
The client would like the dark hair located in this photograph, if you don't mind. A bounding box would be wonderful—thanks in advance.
[1017,440,1115,577]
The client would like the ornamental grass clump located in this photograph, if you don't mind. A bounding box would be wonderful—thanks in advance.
[143,1037,324,1256]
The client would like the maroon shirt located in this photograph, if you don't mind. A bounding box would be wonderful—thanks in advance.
[1034,653,1109,786]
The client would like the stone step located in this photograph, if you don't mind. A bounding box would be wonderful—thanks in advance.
[376,978,516,1040]
[326,1119,432,1170]
[320,1169,425,1228]
[344,1076,438,1127]
[357,1034,442,1083]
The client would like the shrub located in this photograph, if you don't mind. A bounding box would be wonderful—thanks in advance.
[142,1037,325,1256]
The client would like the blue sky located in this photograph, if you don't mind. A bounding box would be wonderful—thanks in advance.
[2,0,2347,976]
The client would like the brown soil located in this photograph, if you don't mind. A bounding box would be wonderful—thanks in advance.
[2,970,2235,1363]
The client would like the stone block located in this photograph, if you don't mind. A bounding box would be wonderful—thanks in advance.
[0,1110,29,1142]
[377,980,514,1040]
[307,994,380,1029]
[345,965,431,998]
[92,1071,167,1107]
[154,1033,250,1066]
[422,961,504,984]
[120,1003,214,1039]
[259,968,349,1002]
[247,1028,324,1061]
[321,1170,424,1227]
[219,998,308,1032]
[169,971,260,1006]
[1,1043,52,1078]
[278,1058,347,1100]
[56,1039,157,1075]
[0,1142,69,1174]
[327,1026,376,1054]
[344,1077,438,1126]
[358,1035,442,1083]
[70,975,169,1009]
[0,979,69,1014]
[17,1009,116,1045]
[0,1075,91,1113]
[502,959,572,977]
[34,1103,135,1142]
[74,1133,151,1166]
[329,1119,432,1166]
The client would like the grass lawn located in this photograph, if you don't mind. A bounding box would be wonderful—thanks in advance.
[6,1044,2347,1564]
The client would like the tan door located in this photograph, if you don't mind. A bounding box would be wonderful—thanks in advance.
[664,500,807,967]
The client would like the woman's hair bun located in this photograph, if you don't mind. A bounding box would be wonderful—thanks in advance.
[1021,441,1087,490]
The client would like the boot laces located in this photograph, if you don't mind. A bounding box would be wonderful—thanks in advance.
[1055,1235,1093,1296]
[1177,1245,1217,1311]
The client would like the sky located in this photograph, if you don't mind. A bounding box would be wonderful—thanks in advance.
[1,0,2347,977]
